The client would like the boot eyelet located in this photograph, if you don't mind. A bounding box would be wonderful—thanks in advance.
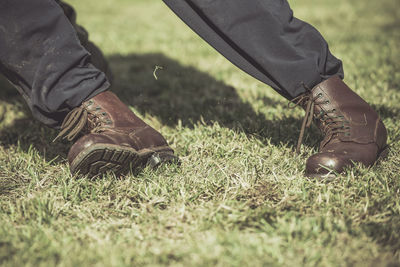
[345,132,351,136]
[96,107,101,111]
[102,112,107,116]
[317,93,323,98]
[331,109,336,112]
[325,100,330,104]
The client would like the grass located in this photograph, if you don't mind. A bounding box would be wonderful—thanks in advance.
[0,0,399,266]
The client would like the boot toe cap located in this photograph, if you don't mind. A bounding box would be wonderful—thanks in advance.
[305,153,350,178]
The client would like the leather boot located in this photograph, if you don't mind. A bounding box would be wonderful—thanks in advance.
[292,76,388,178]
[55,91,177,177]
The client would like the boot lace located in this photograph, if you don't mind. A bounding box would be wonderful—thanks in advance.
[290,86,350,153]
[53,100,112,142]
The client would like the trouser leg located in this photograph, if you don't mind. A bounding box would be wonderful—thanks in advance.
[57,0,113,84]
[0,0,110,127]
[163,0,344,99]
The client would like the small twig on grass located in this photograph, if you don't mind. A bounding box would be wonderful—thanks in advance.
[153,65,163,80]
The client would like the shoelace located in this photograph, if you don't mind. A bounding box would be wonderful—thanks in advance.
[53,101,112,142]
[290,88,350,153]
[53,107,88,142]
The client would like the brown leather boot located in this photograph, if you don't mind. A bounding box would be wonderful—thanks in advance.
[55,91,177,177]
[292,76,388,178]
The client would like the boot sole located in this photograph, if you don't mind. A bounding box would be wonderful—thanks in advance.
[306,145,390,181]
[70,144,177,177]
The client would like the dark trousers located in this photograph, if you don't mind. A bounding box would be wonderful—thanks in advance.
[0,0,110,127]
[0,0,344,127]
[163,0,344,99]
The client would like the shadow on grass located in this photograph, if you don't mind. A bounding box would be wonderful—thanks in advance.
[1,53,399,162]
[108,52,319,147]
[0,51,310,175]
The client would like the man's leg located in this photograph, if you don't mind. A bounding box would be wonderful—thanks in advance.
[163,0,344,99]
[0,0,176,176]
[164,0,387,178]
[0,0,110,128]
[57,0,113,84]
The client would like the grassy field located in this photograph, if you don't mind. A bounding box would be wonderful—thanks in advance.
[1,0,399,266]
